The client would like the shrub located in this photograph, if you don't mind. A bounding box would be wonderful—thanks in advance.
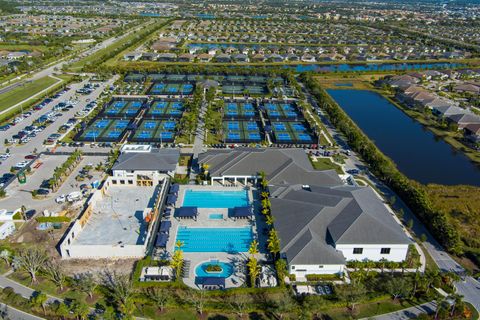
[305,274,340,282]
[36,216,71,223]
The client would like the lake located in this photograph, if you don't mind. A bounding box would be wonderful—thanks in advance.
[326,89,480,186]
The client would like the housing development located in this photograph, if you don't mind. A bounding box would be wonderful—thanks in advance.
[0,0,478,319]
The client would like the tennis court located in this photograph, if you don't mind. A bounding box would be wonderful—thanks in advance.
[146,99,184,118]
[270,121,316,145]
[102,99,145,118]
[223,120,263,143]
[77,119,130,142]
[148,82,195,95]
[263,101,302,120]
[222,83,268,95]
[223,101,258,119]
[124,73,146,82]
[130,119,178,143]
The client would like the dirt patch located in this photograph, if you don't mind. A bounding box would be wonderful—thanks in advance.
[61,258,137,277]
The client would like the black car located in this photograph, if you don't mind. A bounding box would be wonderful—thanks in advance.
[36,189,50,195]
[25,209,36,220]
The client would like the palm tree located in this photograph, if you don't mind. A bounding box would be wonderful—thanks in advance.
[449,293,464,317]
[30,292,48,315]
[102,271,134,318]
[248,239,259,255]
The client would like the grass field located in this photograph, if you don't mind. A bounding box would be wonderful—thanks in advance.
[0,76,59,113]
[310,156,344,174]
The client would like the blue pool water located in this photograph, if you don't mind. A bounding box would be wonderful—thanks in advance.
[209,213,223,220]
[195,261,234,278]
[176,226,253,252]
[183,190,249,208]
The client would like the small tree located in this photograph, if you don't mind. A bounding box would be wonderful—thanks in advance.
[0,249,12,266]
[144,287,169,312]
[267,229,281,259]
[44,260,66,291]
[71,300,90,320]
[55,302,70,320]
[74,272,97,299]
[275,259,288,286]
[247,256,260,287]
[13,248,47,283]
[189,289,206,315]
[102,271,134,318]
[228,294,249,318]
[30,291,48,315]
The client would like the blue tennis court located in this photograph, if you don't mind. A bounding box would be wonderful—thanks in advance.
[292,123,307,131]
[273,123,287,131]
[144,121,157,129]
[299,134,312,141]
[163,121,176,130]
[249,133,261,140]
[228,133,241,140]
[107,131,121,138]
[159,132,173,139]
[227,122,240,130]
[246,122,258,130]
[95,120,110,128]
[85,131,99,138]
[114,101,127,107]
[277,133,292,140]
[138,131,153,139]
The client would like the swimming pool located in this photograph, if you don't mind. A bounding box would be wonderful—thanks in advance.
[183,190,249,208]
[176,226,253,252]
[209,213,223,220]
[195,261,234,278]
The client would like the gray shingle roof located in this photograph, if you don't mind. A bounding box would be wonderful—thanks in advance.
[271,184,411,265]
[112,149,179,172]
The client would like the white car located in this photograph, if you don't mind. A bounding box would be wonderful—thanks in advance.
[55,194,66,204]
[15,161,29,168]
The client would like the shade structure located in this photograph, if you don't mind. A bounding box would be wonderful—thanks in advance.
[169,184,179,194]
[166,194,177,205]
[155,233,168,248]
[175,206,198,218]
[232,206,252,218]
[197,277,225,288]
[159,221,172,233]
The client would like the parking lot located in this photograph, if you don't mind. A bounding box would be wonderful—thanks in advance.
[0,154,107,214]
[0,77,114,187]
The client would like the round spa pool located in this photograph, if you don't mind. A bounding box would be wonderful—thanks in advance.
[195,261,234,278]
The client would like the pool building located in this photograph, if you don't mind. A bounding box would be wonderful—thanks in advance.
[198,148,411,280]
[157,184,264,289]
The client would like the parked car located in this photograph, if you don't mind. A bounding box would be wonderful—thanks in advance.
[55,194,66,203]
[36,189,50,195]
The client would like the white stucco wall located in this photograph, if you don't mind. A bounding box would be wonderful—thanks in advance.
[289,264,345,277]
[335,244,409,262]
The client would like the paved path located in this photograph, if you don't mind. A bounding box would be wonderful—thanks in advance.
[0,302,44,320]
[190,97,208,181]
[362,302,437,320]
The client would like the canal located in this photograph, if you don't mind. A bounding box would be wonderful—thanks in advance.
[326,89,480,186]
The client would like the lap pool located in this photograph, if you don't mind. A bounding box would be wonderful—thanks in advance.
[182,189,249,208]
[176,226,253,252]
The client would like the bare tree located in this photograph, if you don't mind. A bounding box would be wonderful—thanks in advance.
[188,289,206,315]
[74,273,97,299]
[102,271,135,317]
[144,287,169,312]
[44,260,66,291]
[229,294,249,319]
[12,248,47,283]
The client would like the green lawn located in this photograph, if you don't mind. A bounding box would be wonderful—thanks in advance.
[327,299,419,320]
[0,76,59,113]
[310,156,344,174]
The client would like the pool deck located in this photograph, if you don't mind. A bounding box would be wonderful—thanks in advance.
[160,185,269,289]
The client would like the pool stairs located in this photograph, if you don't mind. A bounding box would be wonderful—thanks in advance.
[181,260,191,278]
